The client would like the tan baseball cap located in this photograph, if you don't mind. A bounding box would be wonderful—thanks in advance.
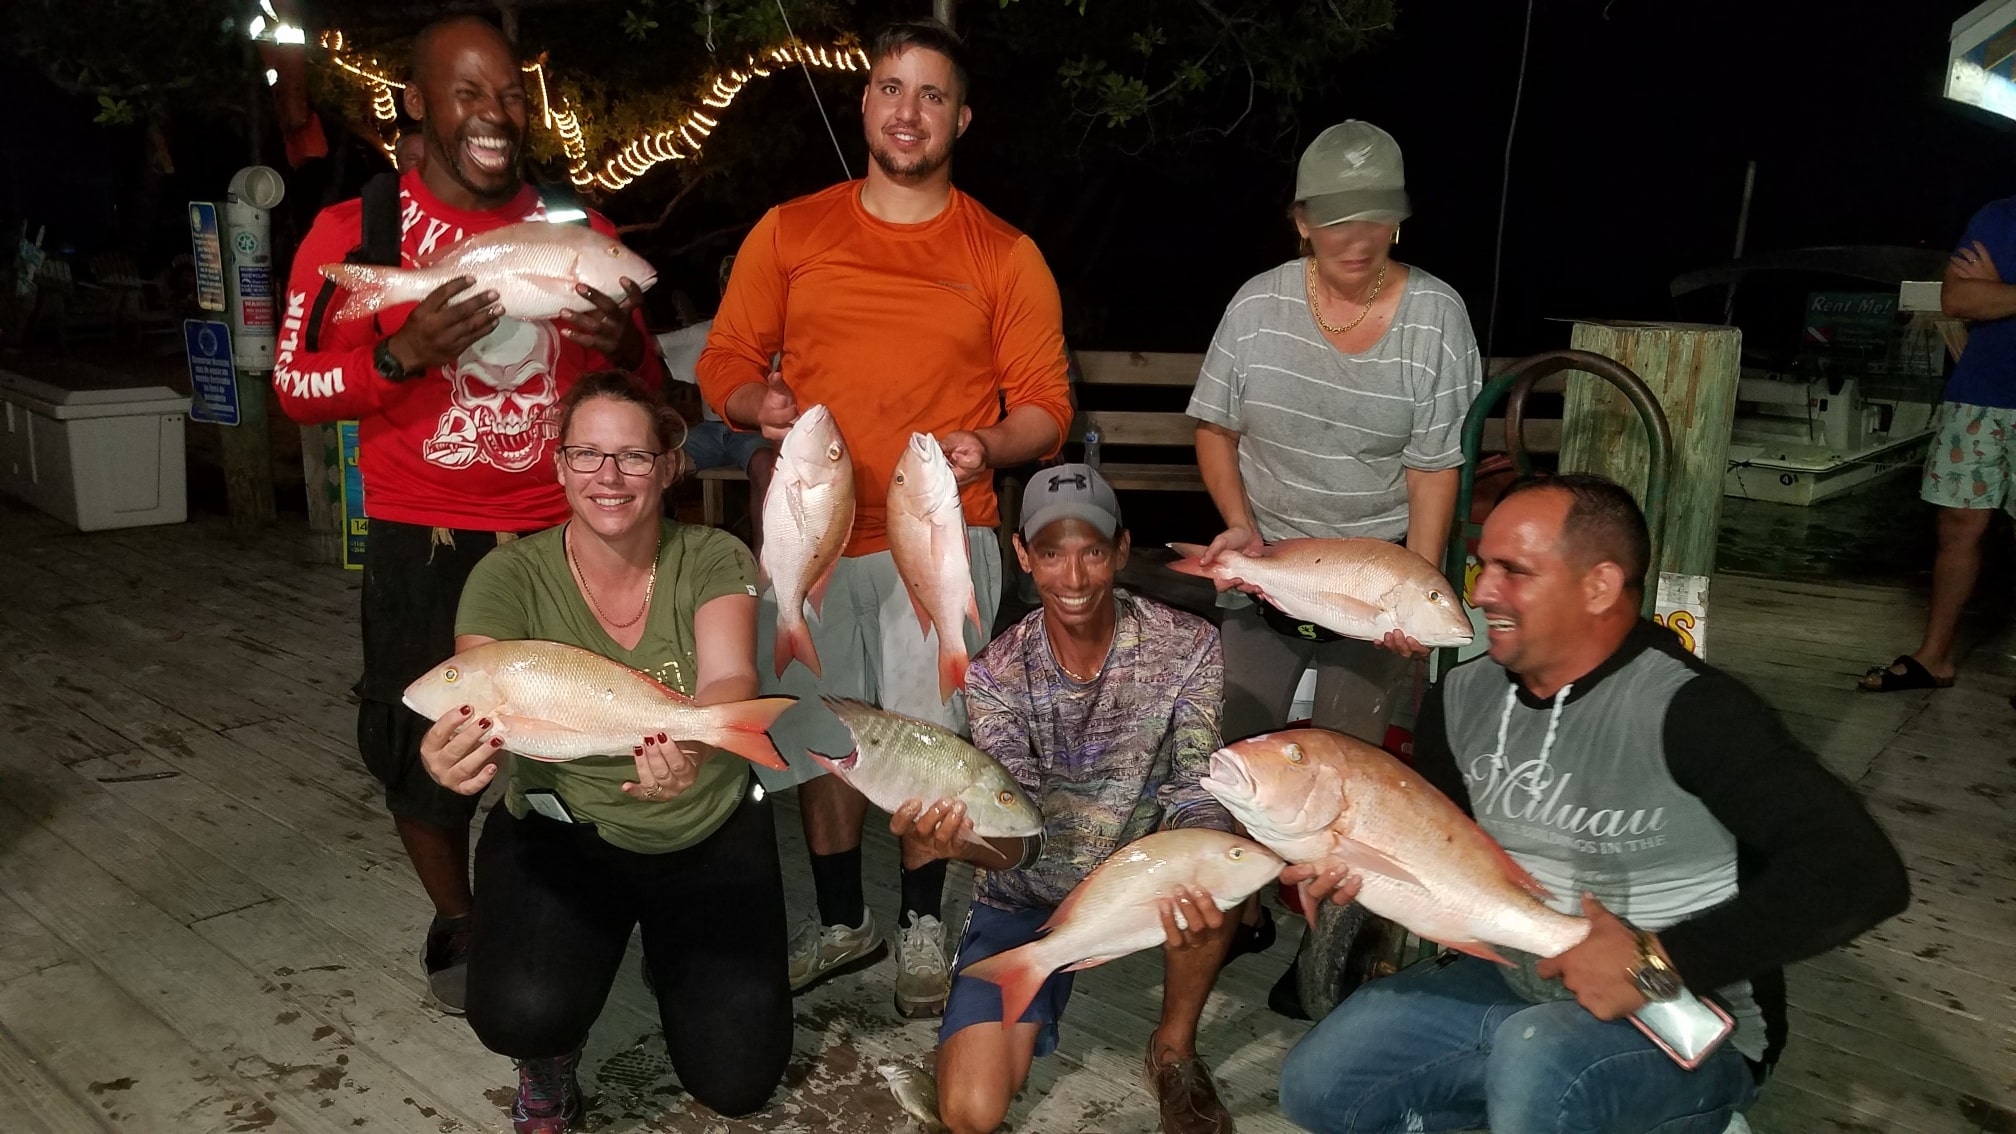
[1295,121,1411,228]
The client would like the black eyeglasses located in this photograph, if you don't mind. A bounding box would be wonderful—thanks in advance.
[560,446,663,476]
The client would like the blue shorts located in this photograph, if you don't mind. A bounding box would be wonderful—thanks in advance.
[683,420,773,473]
[939,902,1075,1057]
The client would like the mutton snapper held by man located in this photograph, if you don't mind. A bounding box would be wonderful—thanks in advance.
[887,433,982,703]
[760,405,856,679]
[403,640,792,770]
[320,221,658,323]
[1201,729,1587,962]
[1167,537,1473,647]
[815,697,1041,840]
[960,829,1285,1027]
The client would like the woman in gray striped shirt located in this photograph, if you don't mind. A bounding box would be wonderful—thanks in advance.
[1186,120,1482,748]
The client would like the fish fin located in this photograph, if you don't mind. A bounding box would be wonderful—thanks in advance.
[774,615,822,680]
[1481,838,1552,902]
[684,696,795,771]
[807,560,837,619]
[1297,880,1320,931]
[937,642,968,705]
[907,587,933,637]
[965,590,984,646]
[1332,838,1425,889]
[1317,592,1387,625]
[1164,543,1212,578]
[1060,953,1126,973]
[959,943,1054,1029]
[320,263,406,322]
[1438,939,1513,966]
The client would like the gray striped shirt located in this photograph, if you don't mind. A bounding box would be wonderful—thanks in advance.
[1187,260,1481,542]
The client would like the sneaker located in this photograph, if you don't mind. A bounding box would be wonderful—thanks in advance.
[786,910,887,993]
[511,1052,583,1134]
[1143,1046,1232,1134]
[893,914,950,1020]
[423,915,474,1015]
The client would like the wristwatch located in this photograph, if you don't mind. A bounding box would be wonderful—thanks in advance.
[374,339,416,382]
[1627,929,1684,1001]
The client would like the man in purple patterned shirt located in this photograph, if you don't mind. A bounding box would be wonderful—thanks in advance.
[890,464,1254,1134]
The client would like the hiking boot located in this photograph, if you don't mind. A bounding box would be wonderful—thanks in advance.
[893,914,951,1019]
[1144,1046,1232,1134]
[423,914,474,1015]
[786,910,887,993]
[511,1051,583,1134]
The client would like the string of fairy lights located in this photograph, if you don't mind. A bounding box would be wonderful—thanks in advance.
[301,26,867,192]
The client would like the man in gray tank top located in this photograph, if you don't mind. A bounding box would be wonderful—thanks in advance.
[1276,474,1908,1134]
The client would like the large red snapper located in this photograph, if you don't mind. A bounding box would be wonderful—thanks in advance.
[887,433,981,703]
[320,221,657,323]
[1201,729,1587,962]
[761,405,856,678]
[961,829,1285,1027]
[1167,537,1473,647]
[402,640,792,770]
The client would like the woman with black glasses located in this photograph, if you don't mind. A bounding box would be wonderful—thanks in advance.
[417,369,790,1131]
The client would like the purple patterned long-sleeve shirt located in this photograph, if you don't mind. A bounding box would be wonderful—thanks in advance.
[967,590,1230,912]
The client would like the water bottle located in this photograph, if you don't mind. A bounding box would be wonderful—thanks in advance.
[1083,427,1102,468]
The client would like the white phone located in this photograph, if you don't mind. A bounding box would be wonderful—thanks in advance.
[1631,990,1735,1070]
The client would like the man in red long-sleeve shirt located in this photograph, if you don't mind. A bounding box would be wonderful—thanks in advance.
[273,14,654,1014]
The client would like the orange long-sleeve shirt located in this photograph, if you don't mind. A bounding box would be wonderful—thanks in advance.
[697,182,1073,556]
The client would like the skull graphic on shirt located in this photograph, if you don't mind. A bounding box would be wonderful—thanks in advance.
[423,318,561,472]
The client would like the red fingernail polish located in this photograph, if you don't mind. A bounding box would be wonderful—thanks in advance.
[633,746,643,756]
[460,705,472,716]
[657,732,667,744]
[477,718,491,729]
[490,737,504,748]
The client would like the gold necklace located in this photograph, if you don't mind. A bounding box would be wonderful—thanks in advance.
[1307,258,1388,336]
[567,527,657,630]
[1046,626,1106,683]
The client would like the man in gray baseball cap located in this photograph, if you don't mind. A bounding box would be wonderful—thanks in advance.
[1019,462,1125,542]
[1295,120,1412,227]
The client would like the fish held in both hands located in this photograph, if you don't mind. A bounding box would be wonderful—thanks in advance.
[402,639,791,770]
[319,222,658,323]
[1167,537,1473,647]
[816,697,1041,839]
[960,829,1285,1027]
[761,405,856,679]
[887,433,982,703]
[1200,728,1588,962]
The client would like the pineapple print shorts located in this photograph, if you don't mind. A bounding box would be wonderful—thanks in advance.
[1921,401,2016,514]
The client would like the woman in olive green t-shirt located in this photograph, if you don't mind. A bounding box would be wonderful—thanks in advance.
[416,371,790,1127]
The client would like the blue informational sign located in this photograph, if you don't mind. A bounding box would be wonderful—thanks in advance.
[340,421,367,570]
[184,318,240,426]
[188,202,226,312]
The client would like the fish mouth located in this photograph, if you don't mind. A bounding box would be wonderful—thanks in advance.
[1201,751,1255,801]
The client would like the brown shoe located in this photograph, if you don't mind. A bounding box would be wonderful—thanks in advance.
[1144,1046,1232,1134]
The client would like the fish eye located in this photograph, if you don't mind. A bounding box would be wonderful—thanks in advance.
[606,245,623,257]
[826,441,843,461]
[894,471,906,485]
[996,790,1015,806]
[1427,590,1441,602]
[1286,743,1304,764]
[443,667,459,683]
[1228,846,1245,859]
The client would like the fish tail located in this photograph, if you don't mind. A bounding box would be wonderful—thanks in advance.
[320,262,414,322]
[960,943,1054,1030]
[690,696,795,770]
[937,642,968,705]
[773,614,822,680]
[1165,543,1212,577]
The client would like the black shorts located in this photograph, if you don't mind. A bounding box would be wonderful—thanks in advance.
[355,519,522,828]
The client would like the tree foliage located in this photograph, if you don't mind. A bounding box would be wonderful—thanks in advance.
[7,0,248,124]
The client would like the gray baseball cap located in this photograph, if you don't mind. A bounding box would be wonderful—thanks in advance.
[1020,464,1123,541]
[1295,121,1411,228]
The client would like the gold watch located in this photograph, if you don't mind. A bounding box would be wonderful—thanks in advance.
[1628,929,1683,1001]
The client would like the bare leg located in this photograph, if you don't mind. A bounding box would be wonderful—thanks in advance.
[395,815,472,918]
[801,771,869,856]
[937,1021,1042,1134]
[1908,506,1995,680]
[1151,896,1245,1062]
[745,447,779,556]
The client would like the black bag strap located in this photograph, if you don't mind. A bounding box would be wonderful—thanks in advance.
[305,172,403,353]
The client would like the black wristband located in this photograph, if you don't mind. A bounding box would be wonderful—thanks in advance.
[374,339,417,382]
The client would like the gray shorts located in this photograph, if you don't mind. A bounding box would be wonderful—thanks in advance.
[1219,597,1411,745]
[754,529,1003,791]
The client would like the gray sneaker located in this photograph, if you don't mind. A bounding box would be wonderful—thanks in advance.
[787,911,887,993]
[893,914,951,1019]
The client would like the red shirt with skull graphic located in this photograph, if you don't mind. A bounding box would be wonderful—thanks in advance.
[273,171,656,531]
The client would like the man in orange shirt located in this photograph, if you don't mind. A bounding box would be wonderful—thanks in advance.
[698,19,1072,1020]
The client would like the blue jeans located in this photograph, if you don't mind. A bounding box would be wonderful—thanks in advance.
[1279,955,1757,1134]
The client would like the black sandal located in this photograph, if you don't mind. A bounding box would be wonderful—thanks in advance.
[1858,655,1953,693]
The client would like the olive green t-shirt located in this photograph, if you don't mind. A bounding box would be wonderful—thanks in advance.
[455,522,760,854]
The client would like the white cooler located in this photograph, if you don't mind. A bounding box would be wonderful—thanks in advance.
[0,366,189,531]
